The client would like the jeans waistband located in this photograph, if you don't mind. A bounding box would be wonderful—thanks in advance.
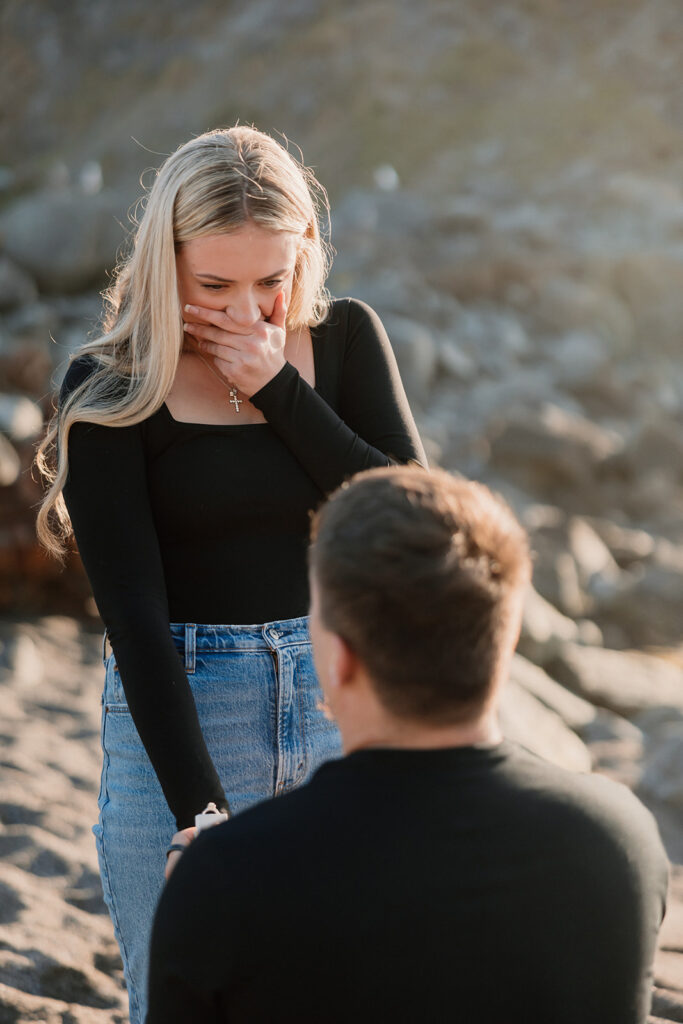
[168,616,311,666]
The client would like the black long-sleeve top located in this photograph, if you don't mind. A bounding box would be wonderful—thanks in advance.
[60,298,427,828]
[148,741,668,1023]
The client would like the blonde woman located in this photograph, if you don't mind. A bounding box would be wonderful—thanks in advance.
[37,125,426,1024]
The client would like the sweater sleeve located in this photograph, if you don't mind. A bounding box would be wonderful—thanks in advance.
[60,359,228,829]
[250,298,427,494]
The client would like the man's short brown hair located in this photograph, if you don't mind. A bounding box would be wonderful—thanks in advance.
[309,466,531,723]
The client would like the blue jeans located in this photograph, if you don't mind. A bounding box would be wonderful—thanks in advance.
[93,617,342,1024]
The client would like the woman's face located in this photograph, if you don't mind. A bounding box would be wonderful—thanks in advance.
[176,223,300,327]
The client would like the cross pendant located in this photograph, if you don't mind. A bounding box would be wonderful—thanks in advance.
[229,388,242,413]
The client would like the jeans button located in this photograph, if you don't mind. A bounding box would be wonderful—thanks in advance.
[270,629,282,640]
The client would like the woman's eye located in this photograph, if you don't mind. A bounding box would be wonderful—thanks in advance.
[262,279,283,289]
[202,284,225,291]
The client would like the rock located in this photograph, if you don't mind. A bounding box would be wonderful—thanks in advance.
[493,201,559,248]
[499,678,592,773]
[567,516,622,601]
[436,338,477,382]
[0,187,127,293]
[634,706,683,745]
[509,653,596,731]
[654,949,683,997]
[0,433,20,486]
[583,516,656,568]
[439,195,490,233]
[595,561,683,650]
[606,419,683,487]
[0,255,38,310]
[553,550,587,618]
[547,330,611,389]
[381,313,437,403]
[547,642,683,718]
[611,251,683,355]
[578,708,643,745]
[0,629,44,688]
[0,395,43,442]
[0,345,54,396]
[486,402,622,496]
[650,986,683,1023]
[517,586,579,664]
[640,737,683,812]
[533,276,635,355]
[456,307,531,363]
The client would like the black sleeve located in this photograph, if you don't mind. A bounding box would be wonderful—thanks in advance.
[250,298,427,494]
[60,359,228,830]
[148,836,235,1023]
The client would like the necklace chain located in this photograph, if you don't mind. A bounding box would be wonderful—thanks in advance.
[189,345,243,413]
[185,326,302,414]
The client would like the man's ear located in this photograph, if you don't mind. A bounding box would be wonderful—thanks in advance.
[327,632,359,693]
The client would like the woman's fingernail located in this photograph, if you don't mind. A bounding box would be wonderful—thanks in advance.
[183,323,190,331]
[184,304,195,313]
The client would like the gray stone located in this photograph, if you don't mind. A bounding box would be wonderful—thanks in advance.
[382,313,437,403]
[547,330,611,388]
[0,187,127,293]
[594,560,683,650]
[517,585,579,664]
[509,653,596,731]
[0,256,38,310]
[548,642,683,718]
[606,419,683,486]
[0,395,43,442]
[578,708,643,745]
[0,433,20,486]
[633,707,683,745]
[487,402,622,492]
[583,517,656,568]
[437,338,477,382]
[550,550,588,618]
[454,307,531,374]
[533,276,635,355]
[499,678,592,773]
[439,195,490,233]
[567,516,622,601]
[0,630,44,687]
[640,737,683,810]
[611,250,683,355]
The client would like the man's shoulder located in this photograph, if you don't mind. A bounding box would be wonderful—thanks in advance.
[504,743,667,874]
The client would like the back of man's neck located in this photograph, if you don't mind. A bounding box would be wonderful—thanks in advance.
[343,709,502,756]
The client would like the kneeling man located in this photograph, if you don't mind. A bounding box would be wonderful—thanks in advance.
[148,467,667,1024]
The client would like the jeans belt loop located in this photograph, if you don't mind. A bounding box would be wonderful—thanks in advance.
[185,623,197,674]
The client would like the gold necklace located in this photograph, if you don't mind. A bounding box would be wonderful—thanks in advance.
[185,325,302,414]
[187,343,243,413]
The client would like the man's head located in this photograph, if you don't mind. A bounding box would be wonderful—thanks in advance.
[308,467,531,736]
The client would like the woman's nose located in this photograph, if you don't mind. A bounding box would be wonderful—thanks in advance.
[226,293,261,327]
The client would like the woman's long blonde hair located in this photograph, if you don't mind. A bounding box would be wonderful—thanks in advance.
[36,125,333,558]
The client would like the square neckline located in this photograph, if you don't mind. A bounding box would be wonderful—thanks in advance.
[162,321,323,428]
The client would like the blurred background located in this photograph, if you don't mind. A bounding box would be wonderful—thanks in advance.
[1,1,683,1019]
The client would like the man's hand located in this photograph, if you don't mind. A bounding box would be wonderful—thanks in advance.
[165,826,197,882]
[183,291,288,397]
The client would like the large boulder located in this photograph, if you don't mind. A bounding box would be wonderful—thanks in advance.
[508,653,596,731]
[0,187,127,293]
[547,642,683,718]
[0,256,39,310]
[486,402,622,500]
[499,678,592,773]
[610,250,683,355]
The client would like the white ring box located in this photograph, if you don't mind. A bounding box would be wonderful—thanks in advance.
[195,802,229,832]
